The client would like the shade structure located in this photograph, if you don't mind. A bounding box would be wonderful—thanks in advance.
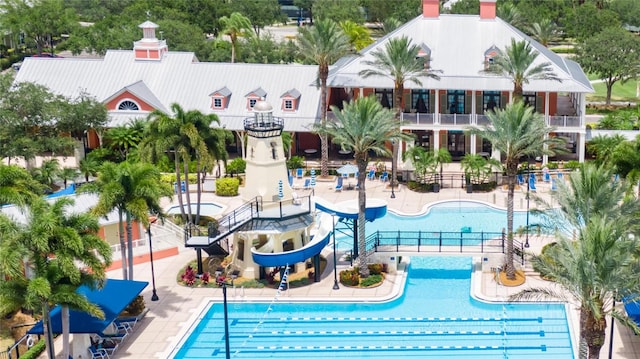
[28,279,148,334]
[336,164,358,176]
[278,180,284,200]
[310,169,316,187]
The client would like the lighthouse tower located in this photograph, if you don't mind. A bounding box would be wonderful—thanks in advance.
[242,99,291,202]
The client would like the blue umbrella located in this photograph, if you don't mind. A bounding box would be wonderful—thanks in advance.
[278,180,284,200]
[310,169,316,187]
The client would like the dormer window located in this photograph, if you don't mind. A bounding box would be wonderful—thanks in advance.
[484,45,501,70]
[118,100,140,111]
[209,86,231,111]
[246,87,267,111]
[417,43,432,69]
[280,88,301,112]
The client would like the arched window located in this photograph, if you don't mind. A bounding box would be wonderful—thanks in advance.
[118,100,140,111]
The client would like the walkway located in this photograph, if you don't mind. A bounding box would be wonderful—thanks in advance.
[50,163,637,358]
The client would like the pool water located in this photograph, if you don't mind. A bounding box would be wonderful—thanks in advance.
[335,201,547,252]
[172,256,573,358]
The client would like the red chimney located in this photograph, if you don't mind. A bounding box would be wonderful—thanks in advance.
[423,0,439,18]
[480,0,497,20]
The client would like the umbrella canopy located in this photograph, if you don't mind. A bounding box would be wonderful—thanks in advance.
[337,164,358,176]
[310,169,316,187]
[28,279,148,334]
[278,180,284,200]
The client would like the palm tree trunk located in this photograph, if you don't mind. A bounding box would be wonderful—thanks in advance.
[183,161,193,225]
[505,165,516,280]
[319,64,329,178]
[174,154,187,223]
[513,83,524,103]
[235,131,245,159]
[43,302,55,359]
[126,212,134,280]
[356,155,370,278]
[195,156,202,226]
[118,209,128,280]
[393,83,404,189]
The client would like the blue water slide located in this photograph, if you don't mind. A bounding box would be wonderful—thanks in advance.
[251,213,333,267]
[314,196,387,222]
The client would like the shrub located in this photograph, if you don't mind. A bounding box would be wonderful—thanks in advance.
[20,339,45,359]
[360,274,383,287]
[546,162,559,170]
[367,263,384,275]
[159,173,198,185]
[181,265,197,286]
[226,158,246,175]
[564,160,581,171]
[122,295,146,316]
[287,156,305,170]
[216,177,239,196]
[339,268,360,286]
[201,272,210,284]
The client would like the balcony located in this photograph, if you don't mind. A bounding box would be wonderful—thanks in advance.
[549,115,581,128]
[401,112,435,125]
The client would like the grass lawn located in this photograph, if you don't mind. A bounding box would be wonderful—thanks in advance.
[587,80,639,103]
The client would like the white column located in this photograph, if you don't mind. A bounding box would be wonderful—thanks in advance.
[470,134,477,155]
[578,133,586,162]
[433,129,440,150]
[471,90,476,124]
[434,89,440,124]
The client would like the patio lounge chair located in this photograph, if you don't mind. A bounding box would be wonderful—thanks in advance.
[379,172,389,182]
[367,169,376,180]
[517,173,525,186]
[335,177,343,192]
[89,346,110,359]
[296,168,303,178]
[551,179,557,191]
[302,178,311,190]
[529,176,537,192]
[543,171,551,183]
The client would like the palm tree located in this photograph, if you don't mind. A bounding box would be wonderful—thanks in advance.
[468,102,563,280]
[586,134,625,166]
[103,120,146,161]
[402,146,451,188]
[82,161,171,280]
[79,156,100,183]
[0,164,43,206]
[482,39,561,102]
[298,19,352,178]
[516,164,640,359]
[339,20,373,51]
[0,197,112,359]
[497,3,525,29]
[59,167,79,189]
[359,36,441,192]
[315,96,411,277]
[32,159,62,192]
[219,12,252,63]
[527,19,560,48]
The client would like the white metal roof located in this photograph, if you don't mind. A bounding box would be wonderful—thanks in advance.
[14,51,322,131]
[328,14,594,94]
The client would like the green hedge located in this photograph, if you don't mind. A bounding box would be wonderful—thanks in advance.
[20,339,46,359]
[160,173,198,185]
[216,177,239,196]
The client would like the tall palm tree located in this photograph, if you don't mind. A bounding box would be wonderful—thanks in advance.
[468,102,563,280]
[315,96,411,277]
[83,161,171,280]
[0,164,43,206]
[219,12,252,63]
[497,3,525,29]
[142,103,209,224]
[527,19,560,48]
[339,20,373,51]
[586,134,625,166]
[298,19,352,178]
[359,36,441,192]
[0,197,112,359]
[79,156,100,183]
[482,39,561,102]
[517,164,640,359]
[59,167,79,189]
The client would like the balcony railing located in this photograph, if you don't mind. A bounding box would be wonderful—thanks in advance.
[440,114,472,126]
[549,115,581,128]
[401,112,435,125]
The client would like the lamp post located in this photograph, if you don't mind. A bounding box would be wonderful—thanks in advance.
[216,271,238,359]
[147,217,159,301]
[609,293,616,359]
[525,161,530,248]
[332,216,339,290]
[391,140,396,199]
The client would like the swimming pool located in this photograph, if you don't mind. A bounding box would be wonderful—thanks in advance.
[171,256,573,358]
[167,203,225,217]
[335,200,547,252]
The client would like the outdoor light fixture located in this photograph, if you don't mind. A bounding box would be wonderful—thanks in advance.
[391,140,396,199]
[217,271,238,359]
[147,217,159,301]
[525,161,530,248]
[332,216,339,290]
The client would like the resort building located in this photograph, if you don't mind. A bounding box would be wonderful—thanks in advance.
[12,0,592,164]
[327,0,593,163]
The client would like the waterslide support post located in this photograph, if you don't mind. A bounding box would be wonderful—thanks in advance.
[314,254,320,282]
[352,219,359,259]
[196,248,203,276]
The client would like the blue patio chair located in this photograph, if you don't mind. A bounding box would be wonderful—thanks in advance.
[288,175,294,187]
[89,346,110,359]
[529,172,536,183]
[557,171,564,181]
[517,174,524,186]
[335,177,343,191]
[296,168,304,178]
[302,178,311,190]
[367,169,376,180]
[543,171,551,183]
[551,179,557,192]
[379,172,389,182]
[529,176,537,192]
